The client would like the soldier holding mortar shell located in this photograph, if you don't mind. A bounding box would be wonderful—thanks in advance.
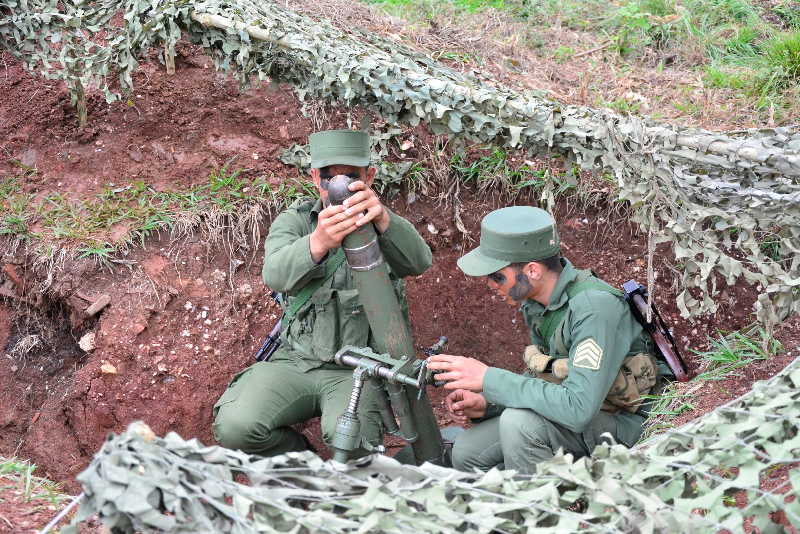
[212,129,432,459]
[428,206,669,474]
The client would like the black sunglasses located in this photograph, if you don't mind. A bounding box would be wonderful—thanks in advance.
[319,171,360,190]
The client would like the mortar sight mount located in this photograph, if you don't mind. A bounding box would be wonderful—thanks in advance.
[331,336,448,463]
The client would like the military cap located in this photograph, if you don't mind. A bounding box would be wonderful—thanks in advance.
[457,206,560,276]
[309,129,370,169]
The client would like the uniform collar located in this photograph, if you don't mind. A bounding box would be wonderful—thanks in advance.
[521,258,578,313]
[311,198,324,215]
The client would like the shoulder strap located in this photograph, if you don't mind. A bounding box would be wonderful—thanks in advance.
[283,248,346,326]
[538,271,621,351]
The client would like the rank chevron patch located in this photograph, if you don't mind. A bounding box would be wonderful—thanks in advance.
[573,338,603,370]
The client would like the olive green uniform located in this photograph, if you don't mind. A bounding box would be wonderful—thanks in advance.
[213,198,431,458]
[452,259,658,474]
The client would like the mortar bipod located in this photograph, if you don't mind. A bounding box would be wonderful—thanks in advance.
[330,344,439,463]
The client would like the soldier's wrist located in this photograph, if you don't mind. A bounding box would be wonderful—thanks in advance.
[374,207,391,234]
[309,232,330,264]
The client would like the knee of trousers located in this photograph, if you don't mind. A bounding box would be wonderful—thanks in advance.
[451,438,483,472]
[213,409,276,452]
[451,429,503,472]
[498,408,551,449]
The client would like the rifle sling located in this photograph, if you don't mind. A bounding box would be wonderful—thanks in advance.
[538,271,622,353]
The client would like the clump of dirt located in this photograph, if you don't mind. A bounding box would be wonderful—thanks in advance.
[0,39,796,531]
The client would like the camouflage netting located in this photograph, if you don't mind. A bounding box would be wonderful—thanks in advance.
[64,356,800,533]
[2,0,799,323]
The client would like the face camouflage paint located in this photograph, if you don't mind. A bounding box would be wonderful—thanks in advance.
[509,271,532,302]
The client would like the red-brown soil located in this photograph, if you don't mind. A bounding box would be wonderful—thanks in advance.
[0,41,797,532]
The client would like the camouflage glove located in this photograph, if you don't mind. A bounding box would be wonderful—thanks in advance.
[523,345,568,381]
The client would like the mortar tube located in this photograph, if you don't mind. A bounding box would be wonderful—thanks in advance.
[328,175,444,465]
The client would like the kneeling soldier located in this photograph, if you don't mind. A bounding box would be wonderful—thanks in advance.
[428,206,664,473]
[212,130,432,458]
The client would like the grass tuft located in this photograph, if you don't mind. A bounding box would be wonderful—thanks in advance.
[0,457,67,505]
[639,381,695,440]
[694,325,782,381]
[0,166,318,265]
[764,31,800,81]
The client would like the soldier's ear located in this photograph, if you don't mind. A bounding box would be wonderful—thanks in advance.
[310,168,321,188]
[523,262,542,281]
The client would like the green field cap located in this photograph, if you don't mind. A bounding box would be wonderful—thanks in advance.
[457,206,560,276]
[309,129,370,169]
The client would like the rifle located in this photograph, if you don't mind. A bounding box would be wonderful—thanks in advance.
[255,292,282,362]
[622,280,690,382]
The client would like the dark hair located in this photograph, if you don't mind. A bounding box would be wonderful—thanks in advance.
[512,255,563,274]
[539,255,563,273]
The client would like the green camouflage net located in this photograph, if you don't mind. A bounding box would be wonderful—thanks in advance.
[64,357,800,533]
[2,0,799,324]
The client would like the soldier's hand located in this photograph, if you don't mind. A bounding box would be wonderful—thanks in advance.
[427,354,488,392]
[310,203,358,262]
[342,180,390,233]
[445,389,487,424]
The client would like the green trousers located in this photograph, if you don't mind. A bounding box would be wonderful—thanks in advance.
[212,359,382,458]
[452,408,642,474]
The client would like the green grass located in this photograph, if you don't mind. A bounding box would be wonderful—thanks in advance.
[774,1,800,30]
[703,65,749,89]
[763,31,800,81]
[694,325,783,381]
[0,166,317,259]
[639,381,695,440]
[365,0,506,13]
[450,147,548,194]
[0,457,67,505]
[641,322,781,440]
[361,0,798,118]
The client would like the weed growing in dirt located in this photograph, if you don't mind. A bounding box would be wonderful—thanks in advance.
[639,381,696,440]
[760,31,800,84]
[450,147,547,198]
[694,325,783,381]
[77,243,116,266]
[774,1,800,30]
[0,457,66,505]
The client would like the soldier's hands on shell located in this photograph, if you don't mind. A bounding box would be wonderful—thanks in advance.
[427,354,488,392]
[445,389,487,424]
[342,180,390,233]
[313,203,359,253]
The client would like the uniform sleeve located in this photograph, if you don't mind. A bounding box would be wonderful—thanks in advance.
[262,208,326,294]
[482,291,635,433]
[376,208,432,278]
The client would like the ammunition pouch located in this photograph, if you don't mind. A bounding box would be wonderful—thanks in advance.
[525,345,658,414]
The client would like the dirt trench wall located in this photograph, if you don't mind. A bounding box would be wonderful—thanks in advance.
[0,242,280,486]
